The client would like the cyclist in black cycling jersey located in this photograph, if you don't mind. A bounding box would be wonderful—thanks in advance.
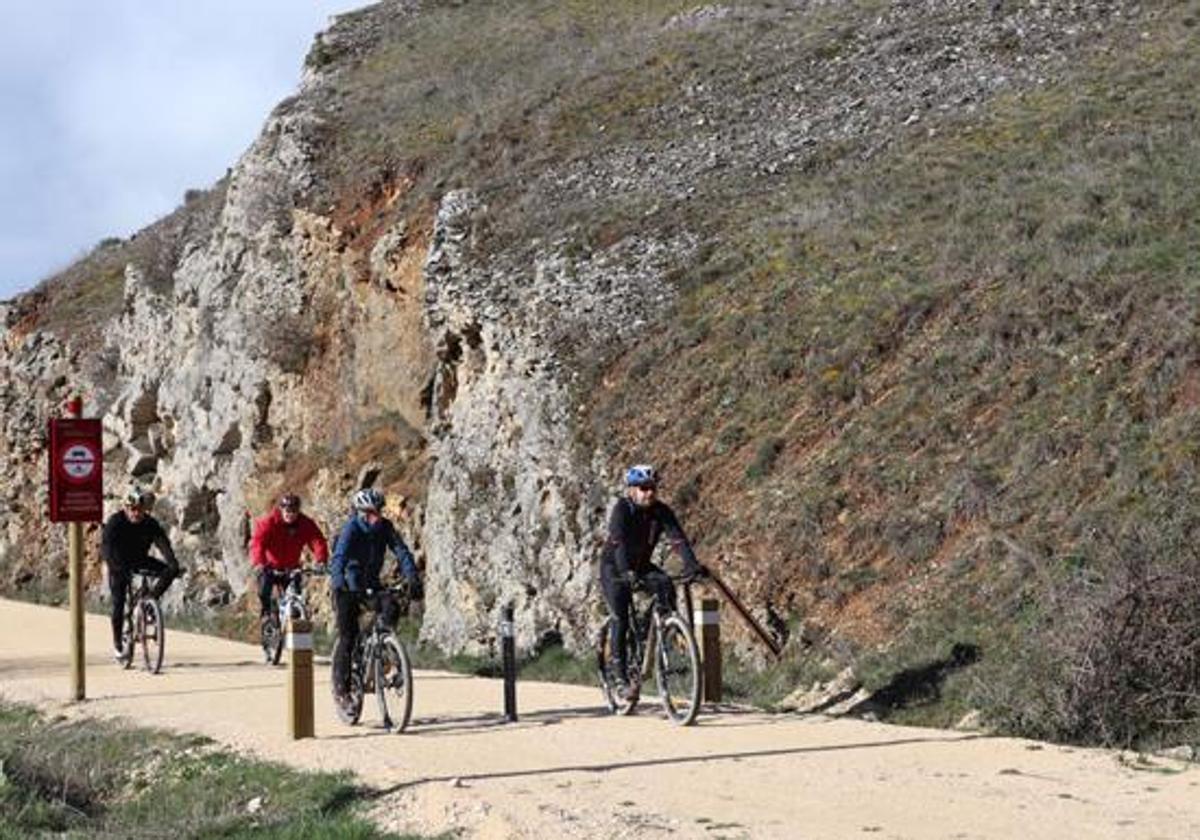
[600,464,705,695]
[100,488,180,660]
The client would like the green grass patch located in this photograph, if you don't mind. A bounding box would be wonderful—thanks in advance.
[0,700,423,839]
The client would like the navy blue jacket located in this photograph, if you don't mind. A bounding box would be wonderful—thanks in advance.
[330,514,418,592]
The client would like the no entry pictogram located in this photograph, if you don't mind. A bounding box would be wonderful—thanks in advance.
[61,442,99,482]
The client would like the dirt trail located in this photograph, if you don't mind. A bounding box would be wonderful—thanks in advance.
[1,598,1197,839]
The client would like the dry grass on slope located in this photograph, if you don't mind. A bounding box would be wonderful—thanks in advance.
[587,4,1200,745]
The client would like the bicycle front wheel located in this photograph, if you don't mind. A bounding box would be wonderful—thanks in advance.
[139,599,165,674]
[375,636,414,733]
[655,614,701,726]
[261,612,283,665]
[116,601,135,669]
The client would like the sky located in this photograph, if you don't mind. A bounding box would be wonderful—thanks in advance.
[0,1,368,301]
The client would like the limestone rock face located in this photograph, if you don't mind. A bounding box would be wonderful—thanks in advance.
[0,313,83,592]
[96,101,337,604]
[0,33,433,612]
[419,191,693,653]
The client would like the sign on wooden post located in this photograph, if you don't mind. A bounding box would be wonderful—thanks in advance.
[48,396,101,702]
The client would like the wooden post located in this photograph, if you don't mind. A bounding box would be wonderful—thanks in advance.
[69,521,85,701]
[287,618,314,739]
[65,395,85,702]
[694,598,722,703]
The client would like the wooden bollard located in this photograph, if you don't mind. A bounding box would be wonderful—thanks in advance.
[287,618,314,739]
[694,598,722,703]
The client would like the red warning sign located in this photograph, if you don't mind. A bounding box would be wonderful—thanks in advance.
[49,418,103,522]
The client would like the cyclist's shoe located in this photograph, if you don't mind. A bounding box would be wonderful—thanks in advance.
[613,674,634,701]
[112,646,125,662]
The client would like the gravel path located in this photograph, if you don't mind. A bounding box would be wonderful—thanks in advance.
[1,598,1197,839]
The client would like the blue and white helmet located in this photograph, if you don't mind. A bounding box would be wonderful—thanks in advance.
[625,464,658,488]
[352,487,385,512]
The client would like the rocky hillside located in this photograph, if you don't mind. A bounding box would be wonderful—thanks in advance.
[4,0,1199,746]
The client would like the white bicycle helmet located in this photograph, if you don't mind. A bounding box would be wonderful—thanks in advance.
[352,487,385,512]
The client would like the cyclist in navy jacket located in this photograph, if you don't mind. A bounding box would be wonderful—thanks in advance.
[329,488,421,708]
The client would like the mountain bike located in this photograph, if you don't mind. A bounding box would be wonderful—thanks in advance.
[331,582,415,732]
[259,566,325,665]
[596,573,702,726]
[117,572,165,674]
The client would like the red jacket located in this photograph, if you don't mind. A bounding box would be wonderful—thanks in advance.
[249,509,329,571]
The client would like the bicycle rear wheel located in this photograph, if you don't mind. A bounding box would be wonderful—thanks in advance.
[596,617,639,715]
[655,614,701,726]
[139,598,165,674]
[376,636,414,733]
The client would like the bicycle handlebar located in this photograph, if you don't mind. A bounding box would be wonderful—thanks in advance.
[361,581,413,598]
[627,568,709,591]
[262,566,327,578]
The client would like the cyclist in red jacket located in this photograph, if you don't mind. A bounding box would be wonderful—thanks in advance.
[249,494,329,620]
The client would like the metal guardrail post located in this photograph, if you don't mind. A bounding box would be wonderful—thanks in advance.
[694,598,722,703]
[501,604,517,722]
[287,618,315,739]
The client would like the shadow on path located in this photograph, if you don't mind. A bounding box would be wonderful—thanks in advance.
[368,732,987,794]
[95,682,285,701]
[408,705,614,736]
[848,643,981,719]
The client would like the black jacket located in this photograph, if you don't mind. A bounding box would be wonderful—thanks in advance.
[100,511,177,569]
[601,497,698,577]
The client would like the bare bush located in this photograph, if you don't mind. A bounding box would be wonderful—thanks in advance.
[986,528,1200,748]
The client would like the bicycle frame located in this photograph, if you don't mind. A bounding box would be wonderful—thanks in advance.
[598,573,702,724]
[119,572,165,673]
[275,575,308,624]
[339,584,415,731]
[261,568,324,665]
[354,587,408,683]
[631,600,660,681]
[628,577,694,679]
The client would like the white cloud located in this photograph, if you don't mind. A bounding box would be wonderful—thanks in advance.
[0,0,367,300]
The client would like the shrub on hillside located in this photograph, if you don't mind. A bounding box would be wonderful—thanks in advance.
[984,527,1200,748]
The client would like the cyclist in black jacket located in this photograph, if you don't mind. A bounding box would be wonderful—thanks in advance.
[100,489,180,660]
[600,464,705,694]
